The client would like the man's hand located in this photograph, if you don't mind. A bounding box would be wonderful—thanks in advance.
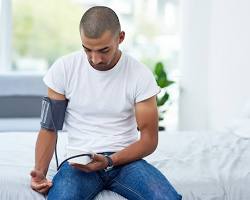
[70,154,108,172]
[30,169,52,194]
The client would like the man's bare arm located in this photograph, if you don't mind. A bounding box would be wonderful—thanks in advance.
[110,95,158,166]
[34,88,66,175]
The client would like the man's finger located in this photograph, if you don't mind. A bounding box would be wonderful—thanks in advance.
[70,163,90,172]
[37,184,52,194]
[91,153,103,161]
[31,182,47,190]
[30,170,37,177]
[32,181,51,191]
[70,160,104,172]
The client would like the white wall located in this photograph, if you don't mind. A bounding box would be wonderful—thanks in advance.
[209,0,250,129]
[179,0,250,130]
[179,0,211,130]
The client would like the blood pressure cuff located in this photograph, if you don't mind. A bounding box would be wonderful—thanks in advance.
[40,96,68,131]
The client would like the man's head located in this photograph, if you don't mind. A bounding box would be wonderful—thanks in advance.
[79,6,125,71]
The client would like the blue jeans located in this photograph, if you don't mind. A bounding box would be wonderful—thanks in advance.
[47,158,182,200]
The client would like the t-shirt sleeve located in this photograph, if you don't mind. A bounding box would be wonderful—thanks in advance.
[135,67,160,103]
[43,58,66,95]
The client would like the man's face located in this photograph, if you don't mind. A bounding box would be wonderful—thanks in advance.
[81,30,124,71]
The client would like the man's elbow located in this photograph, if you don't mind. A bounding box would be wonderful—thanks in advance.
[139,126,158,154]
[151,137,158,153]
[146,132,158,154]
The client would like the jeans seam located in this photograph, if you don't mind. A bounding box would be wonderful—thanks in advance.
[83,171,104,200]
[84,185,103,200]
[113,179,146,200]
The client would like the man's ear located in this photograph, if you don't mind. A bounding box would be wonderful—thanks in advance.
[118,31,125,44]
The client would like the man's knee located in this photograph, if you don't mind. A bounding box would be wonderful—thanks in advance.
[117,160,182,200]
[148,185,182,200]
[47,187,77,200]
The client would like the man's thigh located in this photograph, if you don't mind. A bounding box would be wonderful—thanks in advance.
[47,162,103,200]
[109,159,182,200]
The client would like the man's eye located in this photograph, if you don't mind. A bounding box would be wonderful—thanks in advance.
[84,48,91,52]
[101,50,109,54]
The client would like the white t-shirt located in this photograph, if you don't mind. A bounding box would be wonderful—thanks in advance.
[43,50,160,153]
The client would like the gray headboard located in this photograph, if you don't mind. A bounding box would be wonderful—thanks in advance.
[0,74,47,118]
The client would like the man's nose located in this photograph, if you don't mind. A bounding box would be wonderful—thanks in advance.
[91,52,102,65]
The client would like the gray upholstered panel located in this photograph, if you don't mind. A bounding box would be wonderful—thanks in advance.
[0,95,43,118]
[0,74,46,118]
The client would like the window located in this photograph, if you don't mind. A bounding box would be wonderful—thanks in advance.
[1,0,179,72]
[11,0,83,72]
[0,0,180,129]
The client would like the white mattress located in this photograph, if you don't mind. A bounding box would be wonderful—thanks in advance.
[0,129,250,200]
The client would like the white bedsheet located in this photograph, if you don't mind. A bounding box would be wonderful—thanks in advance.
[149,129,250,200]
[0,129,250,200]
[0,131,126,200]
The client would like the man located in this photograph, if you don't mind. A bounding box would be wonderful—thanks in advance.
[30,6,182,200]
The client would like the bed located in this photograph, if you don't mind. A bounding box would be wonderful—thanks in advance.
[1,75,250,199]
[1,127,250,200]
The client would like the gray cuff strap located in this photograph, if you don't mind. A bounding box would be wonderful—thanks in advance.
[40,96,68,131]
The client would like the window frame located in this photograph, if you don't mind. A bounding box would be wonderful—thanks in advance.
[0,0,12,73]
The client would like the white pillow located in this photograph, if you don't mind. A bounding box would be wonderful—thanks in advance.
[228,119,250,138]
[241,101,250,119]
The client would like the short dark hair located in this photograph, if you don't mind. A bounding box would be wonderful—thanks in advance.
[79,6,121,38]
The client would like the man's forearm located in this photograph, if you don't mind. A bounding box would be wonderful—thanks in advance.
[34,129,57,176]
[110,130,158,167]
